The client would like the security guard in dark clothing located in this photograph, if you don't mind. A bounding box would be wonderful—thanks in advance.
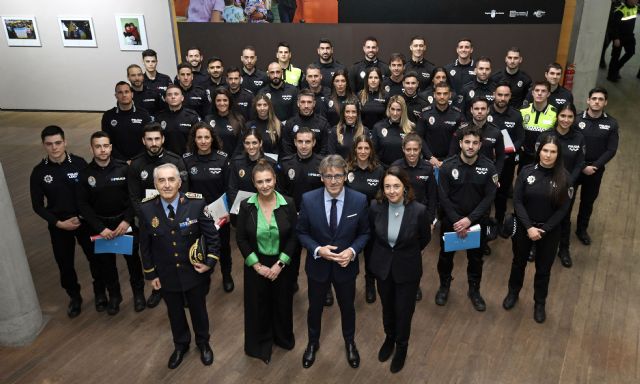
[101,81,152,161]
[490,82,525,225]
[436,125,498,311]
[128,64,165,120]
[258,62,299,122]
[349,37,390,93]
[490,48,532,108]
[241,46,269,94]
[417,83,465,167]
[77,131,146,314]
[139,163,220,369]
[574,88,619,245]
[183,122,234,292]
[281,89,330,156]
[401,72,430,123]
[175,63,210,119]
[156,84,201,156]
[444,39,476,95]
[405,36,436,92]
[457,57,496,120]
[226,66,254,121]
[142,49,173,96]
[128,123,189,309]
[30,125,100,318]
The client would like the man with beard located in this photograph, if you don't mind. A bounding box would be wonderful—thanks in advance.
[281,89,330,156]
[444,38,476,95]
[241,45,269,94]
[457,57,496,120]
[308,38,345,89]
[304,64,330,118]
[258,62,299,122]
[401,72,430,124]
[349,37,390,93]
[183,46,208,85]
[202,57,226,97]
[490,47,532,108]
[128,64,164,119]
[175,63,210,119]
[405,36,436,92]
[226,66,254,121]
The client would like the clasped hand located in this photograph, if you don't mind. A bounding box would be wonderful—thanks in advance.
[318,245,353,267]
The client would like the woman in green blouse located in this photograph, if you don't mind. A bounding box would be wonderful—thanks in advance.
[236,159,298,364]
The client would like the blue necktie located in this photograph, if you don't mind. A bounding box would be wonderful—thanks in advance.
[330,199,337,235]
[167,204,175,220]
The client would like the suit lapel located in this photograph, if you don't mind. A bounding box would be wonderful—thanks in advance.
[396,203,411,245]
[375,202,390,244]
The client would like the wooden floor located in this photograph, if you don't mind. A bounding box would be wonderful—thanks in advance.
[1,69,638,384]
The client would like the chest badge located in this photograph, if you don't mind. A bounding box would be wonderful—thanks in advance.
[578,122,586,129]
[527,175,536,184]
[381,128,388,137]
[347,172,355,183]
[151,216,160,228]
[110,119,117,127]
[288,168,295,179]
[239,169,245,178]
[44,174,53,184]
[88,176,96,187]
[190,167,198,175]
[140,170,149,180]
[452,169,459,180]
[428,116,435,125]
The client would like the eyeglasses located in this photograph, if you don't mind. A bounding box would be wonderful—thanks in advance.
[322,173,345,181]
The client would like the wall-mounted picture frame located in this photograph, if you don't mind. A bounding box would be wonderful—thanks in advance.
[2,16,41,47]
[115,14,148,51]
[58,17,97,47]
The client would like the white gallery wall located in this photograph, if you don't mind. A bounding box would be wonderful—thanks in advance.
[0,0,177,111]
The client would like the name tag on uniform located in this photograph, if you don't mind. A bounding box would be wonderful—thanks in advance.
[179,219,198,229]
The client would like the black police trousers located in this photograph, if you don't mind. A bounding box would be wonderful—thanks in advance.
[576,167,605,232]
[162,281,211,349]
[609,35,636,77]
[437,220,486,285]
[495,155,518,223]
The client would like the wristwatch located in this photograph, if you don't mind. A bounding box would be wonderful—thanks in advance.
[277,260,286,269]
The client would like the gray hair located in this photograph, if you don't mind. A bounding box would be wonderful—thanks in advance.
[153,163,180,180]
[319,154,347,174]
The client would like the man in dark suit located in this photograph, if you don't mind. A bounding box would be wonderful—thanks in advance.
[139,163,220,369]
[296,155,370,369]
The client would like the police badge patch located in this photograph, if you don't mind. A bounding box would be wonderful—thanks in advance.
[44,174,53,184]
[190,167,198,175]
[578,122,586,129]
[347,172,355,183]
[239,169,245,178]
[492,174,499,185]
[450,69,456,76]
[288,168,295,179]
[360,71,366,79]
[452,169,459,180]
[209,120,216,127]
[429,116,435,125]
[140,170,148,180]
[381,128,388,137]
[111,120,118,127]
[527,175,536,184]
[160,121,167,129]
[151,216,159,228]
[88,176,96,187]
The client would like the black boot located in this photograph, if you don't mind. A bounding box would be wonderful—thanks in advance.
[365,276,376,304]
[467,282,486,312]
[107,282,122,316]
[222,272,235,293]
[534,302,546,323]
[93,282,107,312]
[67,293,83,318]
[133,289,146,312]
[435,277,452,306]
[390,343,407,373]
[558,247,572,268]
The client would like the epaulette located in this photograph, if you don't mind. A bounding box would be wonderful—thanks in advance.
[217,150,228,157]
[185,192,203,199]
[141,194,159,203]
[183,152,193,158]
[423,105,433,112]
[451,106,462,112]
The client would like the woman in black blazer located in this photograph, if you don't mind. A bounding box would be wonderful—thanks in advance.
[236,159,298,364]
[369,166,430,373]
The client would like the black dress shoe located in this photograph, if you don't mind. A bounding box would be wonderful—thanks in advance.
[168,348,188,369]
[378,337,395,362]
[147,289,162,308]
[435,285,449,306]
[390,344,407,373]
[575,230,591,245]
[133,291,146,312]
[365,279,376,304]
[324,290,334,306]
[106,295,122,316]
[534,303,546,323]
[468,289,486,312]
[302,343,319,368]
[95,294,108,312]
[345,342,360,368]
[197,343,214,365]
[502,291,518,310]
[415,286,422,302]
[558,248,573,268]
[67,295,83,318]
[222,274,235,293]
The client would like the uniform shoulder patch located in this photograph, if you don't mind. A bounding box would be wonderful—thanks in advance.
[141,194,159,203]
[424,105,433,111]
[217,150,228,157]
[185,192,203,199]
[452,106,462,112]
[183,152,193,158]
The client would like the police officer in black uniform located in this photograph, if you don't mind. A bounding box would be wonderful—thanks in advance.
[371,95,415,167]
[128,123,189,308]
[202,57,227,97]
[246,94,282,155]
[204,87,245,156]
[457,57,496,120]
[524,63,574,110]
[226,66,254,122]
[139,163,220,369]
[382,53,406,98]
[281,89,330,156]
[156,84,201,156]
[77,131,146,314]
[405,36,436,92]
[401,72,430,124]
[258,62,299,122]
[304,64,331,118]
[101,81,152,161]
[444,38,476,95]
[241,45,269,94]
[183,122,234,292]
[490,47,532,108]
[436,125,498,311]
[142,49,173,96]
[182,46,208,86]
[175,63,210,119]
[278,127,324,296]
[349,36,390,93]
[30,125,100,318]
[128,64,165,120]
[306,38,346,89]
[574,87,619,245]
[490,82,525,227]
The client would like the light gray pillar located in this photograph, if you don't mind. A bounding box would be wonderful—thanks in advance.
[568,0,612,110]
[0,162,43,346]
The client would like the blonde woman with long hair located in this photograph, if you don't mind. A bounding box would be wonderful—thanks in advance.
[371,95,415,167]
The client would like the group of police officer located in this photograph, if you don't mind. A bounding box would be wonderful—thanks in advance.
[30,36,619,369]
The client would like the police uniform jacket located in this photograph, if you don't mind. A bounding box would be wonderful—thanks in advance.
[101,104,152,161]
[204,112,241,156]
[77,158,134,233]
[346,164,384,203]
[244,119,281,155]
[328,125,371,159]
[444,58,476,95]
[227,153,277,209]
[371,119,409,167]
[179,84,210,118]
[458,79,496,119]
[450,121,505,174]
[489,105,525,158]
[229,87,254,121]
[133,87,165,119]
[402,92,430,123]
[157,107,201,155]
[277,153,324,211]
[537,128,586,185]
[525,86,573,111]
[520,103,558,156]
[405,58,436,91]
[311,87,330,118]
[490,69,532,108]
[144,72,173,96]
[349,58,390,93]
[360,91,388,130]
[575,111,619,169]
[202,77,227,98]
[391,157,437,223]
[139,193,221,292]
[438,155,498,225]
[417,104,465,160]
[30,153,87,227]
[257,83,299,122]
[382,77,404,98]
[242,68,268,95]
[311,60,346,89]
[183,150,229,203]
[419,86,458,107]
[281,112,330,156]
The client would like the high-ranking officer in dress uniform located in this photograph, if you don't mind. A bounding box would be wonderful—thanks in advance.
[30,125,101,318]
[139,163,220,369]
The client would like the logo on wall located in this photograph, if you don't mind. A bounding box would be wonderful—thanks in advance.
[485,10,505,18]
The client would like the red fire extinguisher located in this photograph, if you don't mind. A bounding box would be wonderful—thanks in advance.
[564,64,575,91]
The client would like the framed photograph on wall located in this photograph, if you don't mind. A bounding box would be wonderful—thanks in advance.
[115,14,148,51]
[58,17,97,47]
[2,16,41,46]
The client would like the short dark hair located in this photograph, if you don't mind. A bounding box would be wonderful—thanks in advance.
[533,80,551,92]
[389,53,406,65]
[177,62,192,72]
[90,131,110,144]
[185,46,202,56]
[457,38,473,47]
[143,122,164,137]
[545,62,563,73]
[495,80,512,91]
[166,84,183,94]
[142,49,157,59]
[225,66,241,77]
[306,63,321,73]
[460,124,481,140]
[115,81,132,93]
[126,64,143,75]
[294,126,314,140]
[297,88,315,102]
[506,46,521,54]
[470,97,489,109]
[277,41,291,51]
[363,36,378,45]
[476,56,492,66]
[207,56,223,66]
[403,71,419,82]
[318,38,333,47]
[378,166,415,204]
[41,125,65,142]
[409,35,426,44]
[588,87,608,100]
[242,45,256,54]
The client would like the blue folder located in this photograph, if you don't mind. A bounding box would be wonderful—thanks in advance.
[94,235,134,255]
[443,229,481,252]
